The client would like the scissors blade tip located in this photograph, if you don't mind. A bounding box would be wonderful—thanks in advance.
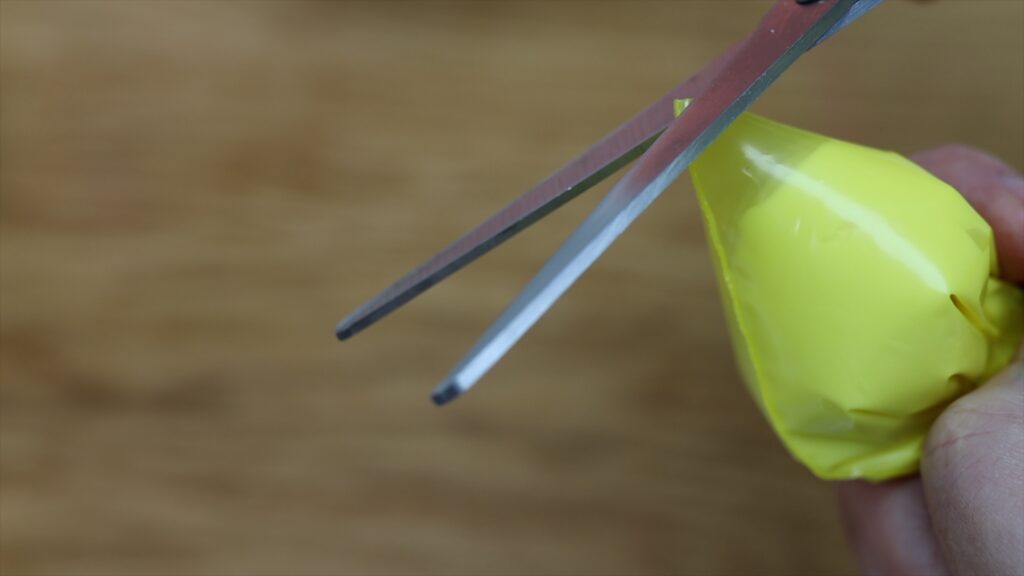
[431,381,463,406]
[335,317,360,341]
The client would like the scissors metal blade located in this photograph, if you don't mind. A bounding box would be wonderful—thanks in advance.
[431,0,863,404]
[336,0,880,341]
[336,55,735,341]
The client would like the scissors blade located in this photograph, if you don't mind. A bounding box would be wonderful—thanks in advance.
[337,0,880,341]
[431,0,861,405]
[337,1,880,340]
[336,56,735,341]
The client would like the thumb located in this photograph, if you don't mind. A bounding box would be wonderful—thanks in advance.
[921,351,1024,575]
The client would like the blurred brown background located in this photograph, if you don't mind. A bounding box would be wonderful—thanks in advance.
[1,1,1021,575]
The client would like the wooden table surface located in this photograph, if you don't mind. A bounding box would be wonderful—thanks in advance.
[1,1,1021,575]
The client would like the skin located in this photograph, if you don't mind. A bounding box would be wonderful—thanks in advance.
[836,145,1024,576]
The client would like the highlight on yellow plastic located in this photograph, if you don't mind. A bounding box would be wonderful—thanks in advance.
[675,100,1024,481]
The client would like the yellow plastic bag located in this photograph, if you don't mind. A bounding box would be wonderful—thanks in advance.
[676,101,1024,480]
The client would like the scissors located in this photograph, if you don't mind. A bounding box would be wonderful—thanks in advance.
[337,0,883,405]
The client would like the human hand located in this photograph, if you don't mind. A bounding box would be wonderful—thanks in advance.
[836,145,1024,576]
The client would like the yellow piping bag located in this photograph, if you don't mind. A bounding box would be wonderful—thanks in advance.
[677,100,1024,481]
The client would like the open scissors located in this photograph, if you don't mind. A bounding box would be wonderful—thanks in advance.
[337,0,884,404]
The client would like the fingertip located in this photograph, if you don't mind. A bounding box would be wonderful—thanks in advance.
[911,145,1020,189]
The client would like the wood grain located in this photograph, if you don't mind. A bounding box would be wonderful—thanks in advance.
[1,1,1021,575]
